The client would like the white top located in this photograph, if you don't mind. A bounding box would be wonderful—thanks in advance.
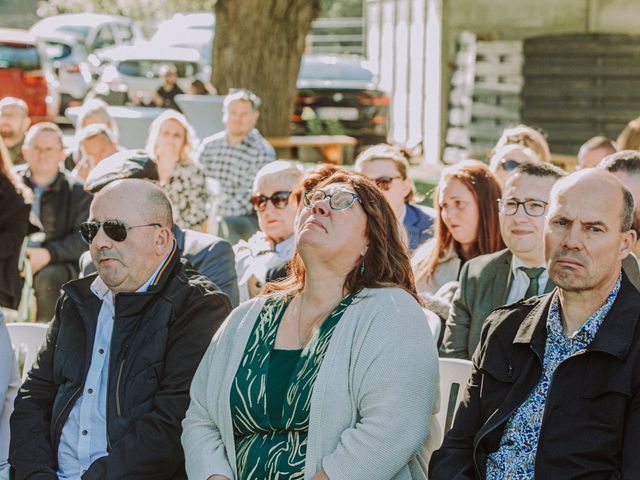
[506,255,549,304]
[0,312,21,470]
[182,288,441,480]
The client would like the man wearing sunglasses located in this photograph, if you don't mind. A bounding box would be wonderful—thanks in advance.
[441,162,564,359]
[354,144,434,252]
[10,179,232,480]
[78,150,240,308]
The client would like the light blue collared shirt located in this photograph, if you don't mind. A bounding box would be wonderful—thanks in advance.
[57,256,168,479]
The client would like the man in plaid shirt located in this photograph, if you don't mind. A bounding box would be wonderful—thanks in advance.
[196,89,275,242]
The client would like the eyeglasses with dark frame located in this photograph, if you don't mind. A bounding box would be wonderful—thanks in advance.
[79,220,162,244]
[370,175,403,191]
[303,189,362,211]
[498,198,548,217]
[249,191,292,212]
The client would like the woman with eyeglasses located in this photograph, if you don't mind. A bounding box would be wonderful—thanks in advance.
[182,171,440,480]
[355,144,434,253]
[145,110,209,231]
[412,160,504,306]
[234,160,304,302]
[489,144,543,186]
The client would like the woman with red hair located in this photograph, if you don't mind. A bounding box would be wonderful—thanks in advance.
[412,160,504,299]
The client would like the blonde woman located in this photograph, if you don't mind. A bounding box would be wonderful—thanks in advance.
[146,110,209,231]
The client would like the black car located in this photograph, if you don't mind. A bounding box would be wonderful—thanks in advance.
[292,54,390,146]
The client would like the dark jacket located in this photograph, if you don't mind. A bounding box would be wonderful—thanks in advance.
[0,175,30,308]
[403,203,433,252]
[441,249,555,359]
[17,167,91,267]
[78,225,240,307]
[9,241,232,479]
[430,273,640,479]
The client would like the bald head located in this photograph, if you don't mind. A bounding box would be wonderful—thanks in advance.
[95,179,173,229]
[551,169,633,232]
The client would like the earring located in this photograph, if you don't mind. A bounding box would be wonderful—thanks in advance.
[359,259,365,275]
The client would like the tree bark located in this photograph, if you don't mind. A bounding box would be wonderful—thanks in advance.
[212,0,321,137]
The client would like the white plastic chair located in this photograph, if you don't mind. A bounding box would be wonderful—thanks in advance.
[436,358,473,443]
[7,323,49,382]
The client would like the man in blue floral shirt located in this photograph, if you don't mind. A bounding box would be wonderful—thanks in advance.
[430,168,640,479]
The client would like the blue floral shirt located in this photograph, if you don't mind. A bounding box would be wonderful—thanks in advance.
[485,274,621,479]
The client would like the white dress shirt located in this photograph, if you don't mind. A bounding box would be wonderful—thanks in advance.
[506,255,549,305]
[57,259,166,479]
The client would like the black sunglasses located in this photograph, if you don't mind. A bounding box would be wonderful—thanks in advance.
[249,191,292,212]
[80,220,161,244]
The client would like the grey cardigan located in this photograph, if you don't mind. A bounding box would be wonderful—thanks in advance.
[0,313,20,470]
[182,287,441,480]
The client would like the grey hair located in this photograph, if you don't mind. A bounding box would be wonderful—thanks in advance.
[24,122,64,148]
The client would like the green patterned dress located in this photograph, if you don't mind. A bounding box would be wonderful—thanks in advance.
[230,293,355,479]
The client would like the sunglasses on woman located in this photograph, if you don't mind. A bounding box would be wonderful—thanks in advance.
[79,220,161,244]
[370,175,403,191]
[249,191,292,212]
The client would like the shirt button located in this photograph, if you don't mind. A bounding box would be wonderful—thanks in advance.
[99,348,104,354]
[81,429,88,436]
[87,388,93,394]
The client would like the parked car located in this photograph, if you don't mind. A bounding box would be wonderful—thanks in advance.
[38,32,93,111]
[0,28,60,122]
[293,54,390,145]
[30,13,143,58]
[87,44,204,106]
[150,12,214,64]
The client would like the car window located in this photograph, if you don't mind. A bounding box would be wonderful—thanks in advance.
[298,60,374,82]
[0,43,41,70]
[58,26,91,43]
[92,26,116,50]
[44,41,72,61]
[117,60,199,78]
[114,24,134,43]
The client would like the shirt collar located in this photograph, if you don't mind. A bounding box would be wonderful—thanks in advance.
[274,235,295,257]
[547,273,622,344]
[510,254,546,277]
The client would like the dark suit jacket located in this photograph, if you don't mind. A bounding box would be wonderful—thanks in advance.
[79,225,239,307]
[403,203,434,253]
[441,249,554,359]
[430,273,640,479]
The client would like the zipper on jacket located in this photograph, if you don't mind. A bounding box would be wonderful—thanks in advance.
[53,386,82,432]
[115,345,129,418]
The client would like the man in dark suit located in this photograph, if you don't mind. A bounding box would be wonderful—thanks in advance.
[600,150,640,291]
[441,163,565,359]
[430,169,640,479]
[79,150,239,307]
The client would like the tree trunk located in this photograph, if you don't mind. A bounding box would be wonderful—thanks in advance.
[212,0,321,137]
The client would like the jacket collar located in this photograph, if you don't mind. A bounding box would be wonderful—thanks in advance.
[63,239,181,317]
[512,272,640,361]
[21,168,65,193]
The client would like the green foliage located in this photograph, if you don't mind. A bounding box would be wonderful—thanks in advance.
[320,0,362,18]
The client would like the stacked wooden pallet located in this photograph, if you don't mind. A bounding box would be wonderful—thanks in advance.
[522,34,640,156]
[444,32,523,163]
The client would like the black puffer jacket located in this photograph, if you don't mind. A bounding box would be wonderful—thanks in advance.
[0,174,30,308]
[17,167,91,267]
[9,242,232,479]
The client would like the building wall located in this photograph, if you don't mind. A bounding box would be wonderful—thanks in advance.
[366,0,640,163]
